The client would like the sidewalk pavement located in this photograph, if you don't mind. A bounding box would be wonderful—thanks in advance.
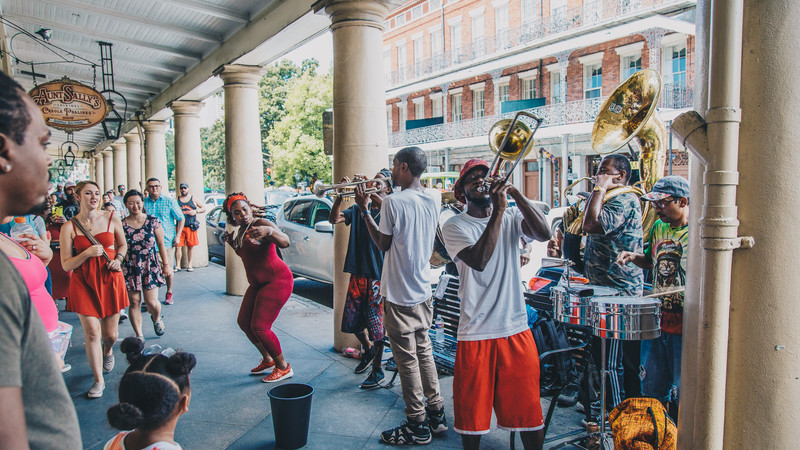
[61,263,585,449]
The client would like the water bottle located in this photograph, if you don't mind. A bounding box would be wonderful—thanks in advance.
[434,315,445,344]
[10,217,35,242]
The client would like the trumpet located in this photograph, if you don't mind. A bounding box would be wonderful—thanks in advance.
[477,111,544,193]
[312,177,387,198]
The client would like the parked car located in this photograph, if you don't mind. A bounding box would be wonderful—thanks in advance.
[204,193,225,208]
[206,206,227,263]
[275,195,334,284]
[264,190,296,222]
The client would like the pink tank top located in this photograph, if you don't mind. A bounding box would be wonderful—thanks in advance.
[8,240,58,333]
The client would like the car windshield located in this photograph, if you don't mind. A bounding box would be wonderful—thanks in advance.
[265,191,294,206]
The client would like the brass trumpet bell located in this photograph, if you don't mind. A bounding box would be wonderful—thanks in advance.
[488,118,536,161]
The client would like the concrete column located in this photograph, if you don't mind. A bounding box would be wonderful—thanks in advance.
[542,155,552,206]
[722,0,800,447]
[315,0,395,350]
[94,153,104,192]
[124,132,141,191]
[110,141,127,191]
[556,51,570,103]
[490,69,502,116]
[398,94,408,131]
[170,100,208,268]
[215,64,264,295]
[440,84,449,123]
[103,149,114,193]
[559,134,569,206]
[572,153,586,194]
[143,121,169,186]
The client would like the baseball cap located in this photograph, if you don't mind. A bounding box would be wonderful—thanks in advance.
[453,159,490,203]
[640,175,690,201]
[179,182,189,189]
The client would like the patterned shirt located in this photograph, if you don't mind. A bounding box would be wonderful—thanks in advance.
[143,195,183,247]
[584,191,644,296]
[644,220,688,334]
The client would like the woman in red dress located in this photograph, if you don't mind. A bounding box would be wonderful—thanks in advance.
[60,180,128,398]
[222,192,294,382]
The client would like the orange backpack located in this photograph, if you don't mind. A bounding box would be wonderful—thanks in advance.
[609,398,677,450]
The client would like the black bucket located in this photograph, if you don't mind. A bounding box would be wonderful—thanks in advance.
[268,383,314,449]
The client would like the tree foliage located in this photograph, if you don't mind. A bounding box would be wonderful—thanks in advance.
[165,130,175,190]
[265,63,332,187]
[200,119,225,190]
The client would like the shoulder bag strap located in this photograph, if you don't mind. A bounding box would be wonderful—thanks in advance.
[71,218,112,262]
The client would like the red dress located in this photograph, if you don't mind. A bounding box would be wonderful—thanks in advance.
[66,220,128,318]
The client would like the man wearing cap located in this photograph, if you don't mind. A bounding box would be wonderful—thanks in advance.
[442,159,550,449]
[143,177,184,304]
[175,182,206,272]
[617,175,689,415]
[56,184,80,221]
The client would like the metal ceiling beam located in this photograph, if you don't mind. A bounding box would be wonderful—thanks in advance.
[40,0,223,44]
[16,65,159,96]
[8,40,188,76]
[10,49,175,86]
[160,0,249,24]
[3,12,203,61]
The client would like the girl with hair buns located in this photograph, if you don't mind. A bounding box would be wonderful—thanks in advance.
[222,192,294,382]
[104,337,196,450]
[60,180,128,398]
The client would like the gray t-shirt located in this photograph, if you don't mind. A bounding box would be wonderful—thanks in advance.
[0,252,81,449]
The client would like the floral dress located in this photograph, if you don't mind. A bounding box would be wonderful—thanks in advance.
[122,215,166,291]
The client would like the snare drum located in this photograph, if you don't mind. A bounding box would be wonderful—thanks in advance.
[590,297,661,340]
[551,284,619,326]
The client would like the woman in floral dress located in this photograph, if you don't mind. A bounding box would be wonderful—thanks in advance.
[122,189,172,339]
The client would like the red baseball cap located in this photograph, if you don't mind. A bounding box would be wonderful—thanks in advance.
[453,159,490,203]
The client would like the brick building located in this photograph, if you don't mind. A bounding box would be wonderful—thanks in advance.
[383,0,696,205]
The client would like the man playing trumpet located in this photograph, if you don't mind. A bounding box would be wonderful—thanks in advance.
[442,159,551,449]
[328,170,392,389]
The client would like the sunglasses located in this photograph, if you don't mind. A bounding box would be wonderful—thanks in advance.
[652,198,679,209]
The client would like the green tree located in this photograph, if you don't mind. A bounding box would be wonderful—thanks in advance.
[200,119,226,190]
[266,68,333,186]
[165,130,175,190]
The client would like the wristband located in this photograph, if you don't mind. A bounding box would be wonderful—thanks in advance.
[592,186,606,192]
[115,254,124,261]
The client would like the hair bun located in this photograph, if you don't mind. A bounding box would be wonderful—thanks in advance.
[107,403,144,430]
[120,337,145,363]
[167,352,197,376]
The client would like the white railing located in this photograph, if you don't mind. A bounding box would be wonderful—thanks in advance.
[387,0,693,88]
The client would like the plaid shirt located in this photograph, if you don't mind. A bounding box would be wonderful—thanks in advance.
[143,195,183,246]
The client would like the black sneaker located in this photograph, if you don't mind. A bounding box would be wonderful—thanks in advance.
[354,347,373,374]
[380,418,431,445]
[360,368,384,390]
[385,357,397,372]
[426,407,448,434]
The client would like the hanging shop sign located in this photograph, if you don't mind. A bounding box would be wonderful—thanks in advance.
[28,77,108,131]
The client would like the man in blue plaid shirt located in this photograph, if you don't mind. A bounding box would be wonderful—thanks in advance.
[143,177,184,305]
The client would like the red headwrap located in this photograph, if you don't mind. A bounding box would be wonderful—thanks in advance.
[225,194,248,212]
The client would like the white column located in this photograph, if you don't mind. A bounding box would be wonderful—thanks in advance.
[542,155,552,206]
[110,141,127,192]
[143,121,169,186]
[94,153,104,190]
[124,132,141,191]
[490,68,502,116]
[170,100,208,268]
[440,83,449,123]
[316,0,395,350]
[103,149,114,193]
[560,134,569,206]
[572,153,586,193]
[557,51,570,103]
[215,64,264,295]
[643,28,666,74]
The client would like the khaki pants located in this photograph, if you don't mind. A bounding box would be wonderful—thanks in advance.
[384,297,444,421]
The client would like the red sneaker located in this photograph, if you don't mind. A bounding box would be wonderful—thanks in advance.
[262,363,293,383]
[164,292,174,305]
[250,359,276,375]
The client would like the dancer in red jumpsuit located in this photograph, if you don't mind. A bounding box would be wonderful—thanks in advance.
[222,193,294,383]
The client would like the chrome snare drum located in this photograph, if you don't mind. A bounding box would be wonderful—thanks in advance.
[590,297,662,340]
[551,285,619,326]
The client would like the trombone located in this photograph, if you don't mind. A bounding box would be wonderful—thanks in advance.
[312,177,387,198]
[478,111,544,192]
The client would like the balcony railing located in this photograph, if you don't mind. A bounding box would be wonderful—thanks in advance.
[387,0,693,88]
[389,82,694,147]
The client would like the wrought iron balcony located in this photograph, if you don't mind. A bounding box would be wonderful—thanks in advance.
[386,0,693,88]
[661,82,694,109]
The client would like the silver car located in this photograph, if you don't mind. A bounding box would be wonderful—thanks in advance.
[276,195,334,284]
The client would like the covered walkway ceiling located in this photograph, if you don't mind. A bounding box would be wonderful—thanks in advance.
[0,0,330,151]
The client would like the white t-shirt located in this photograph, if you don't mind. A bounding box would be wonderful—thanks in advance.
[379,188,440,307]
[442,207,531,341]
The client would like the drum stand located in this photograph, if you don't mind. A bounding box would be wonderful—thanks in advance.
[596,337,614,450]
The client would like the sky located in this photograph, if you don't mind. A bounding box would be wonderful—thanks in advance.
[281,32,333,74]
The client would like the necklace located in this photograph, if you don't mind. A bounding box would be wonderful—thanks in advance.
[234,220,253,250]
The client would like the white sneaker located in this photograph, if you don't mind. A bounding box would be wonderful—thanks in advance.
[87,380,105,399]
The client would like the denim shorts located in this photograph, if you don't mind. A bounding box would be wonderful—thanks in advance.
[641,332,682,403]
